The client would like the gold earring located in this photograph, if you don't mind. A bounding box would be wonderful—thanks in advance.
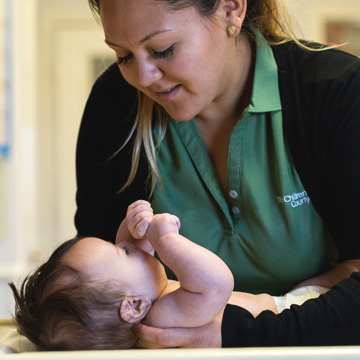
[227,26,236,35]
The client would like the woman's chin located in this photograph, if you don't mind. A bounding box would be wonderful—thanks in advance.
[163,108,196,122]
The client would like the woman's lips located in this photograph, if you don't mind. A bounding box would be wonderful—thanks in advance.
[155,85,180,100]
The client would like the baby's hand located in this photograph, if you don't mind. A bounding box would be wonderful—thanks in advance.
[146,213,181,242]
[126,200,154,239]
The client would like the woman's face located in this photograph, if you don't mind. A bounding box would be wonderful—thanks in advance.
[100,0,241,122]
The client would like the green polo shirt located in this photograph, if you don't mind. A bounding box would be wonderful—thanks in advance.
[151,36,338,295]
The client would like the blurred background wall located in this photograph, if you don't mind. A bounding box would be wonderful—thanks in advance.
[0,0,359,318]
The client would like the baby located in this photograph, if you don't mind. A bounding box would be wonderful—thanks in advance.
[10,200,235,350]
[9,200,356,350]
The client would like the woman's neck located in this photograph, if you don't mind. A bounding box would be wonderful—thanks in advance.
[194,36,255,206]
[195,35,255,128]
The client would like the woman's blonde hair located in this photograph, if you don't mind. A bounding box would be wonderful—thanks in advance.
[118,93,168,194]
[88,0,319,194]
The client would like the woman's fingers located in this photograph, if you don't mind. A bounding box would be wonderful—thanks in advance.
[134,313,223,349]
[135,324,193,348]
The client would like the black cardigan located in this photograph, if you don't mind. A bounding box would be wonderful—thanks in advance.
[75,42,360,346]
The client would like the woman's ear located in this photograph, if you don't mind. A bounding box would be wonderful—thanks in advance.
[223,0,247,36]
[119,296,152,323]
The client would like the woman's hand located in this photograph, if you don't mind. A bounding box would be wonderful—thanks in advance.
[135,311,223,348]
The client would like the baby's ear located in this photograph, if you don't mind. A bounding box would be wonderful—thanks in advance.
[119,296,152,323]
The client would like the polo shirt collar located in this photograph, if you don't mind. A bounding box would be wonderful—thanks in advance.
[247,32,282,113]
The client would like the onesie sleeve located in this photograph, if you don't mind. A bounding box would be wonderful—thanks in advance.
[75,63,148,242]
[222,272,360,347]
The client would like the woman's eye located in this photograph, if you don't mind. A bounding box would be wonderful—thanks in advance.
[117,44,175,64]
[117,53,133,65]
[153,44,175,60]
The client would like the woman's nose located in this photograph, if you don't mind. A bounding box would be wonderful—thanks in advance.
[133,59,163,88]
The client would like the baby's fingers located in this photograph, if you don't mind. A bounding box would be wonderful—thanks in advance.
[126,201,153,238]
[127,201,152,220]
[128,211,154,238]
[127,200,152,214]
[133,216,153,239]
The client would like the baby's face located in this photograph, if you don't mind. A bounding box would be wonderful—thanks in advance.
[63,237,167,301]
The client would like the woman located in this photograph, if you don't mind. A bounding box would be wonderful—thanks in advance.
[75,0,360,347]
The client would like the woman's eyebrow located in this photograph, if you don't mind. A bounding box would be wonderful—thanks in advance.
[104,29,172,48]
[140,29,172,43]
[104,39,123,48]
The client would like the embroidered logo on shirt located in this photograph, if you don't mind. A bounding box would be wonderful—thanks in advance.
[276,191,310,208]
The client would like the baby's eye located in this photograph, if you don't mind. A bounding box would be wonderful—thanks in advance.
[117,53,133,65]
[118,243,129,254]
[153,44,175,60]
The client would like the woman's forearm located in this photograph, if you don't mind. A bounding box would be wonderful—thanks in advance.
[293,259,360,289]
[222,272,360,347]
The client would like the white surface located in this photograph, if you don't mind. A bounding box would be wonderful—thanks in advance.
[2,347,360,360]
[2,321,359,360]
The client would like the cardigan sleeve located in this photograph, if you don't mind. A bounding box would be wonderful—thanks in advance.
[75,63,148,242]
[327,66,360,259]
[275,43,360,260]
[222,272,360,347]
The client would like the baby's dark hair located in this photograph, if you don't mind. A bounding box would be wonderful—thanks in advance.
[9,237,137,350]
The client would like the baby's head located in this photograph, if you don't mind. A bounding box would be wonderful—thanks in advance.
[9,236,167,350]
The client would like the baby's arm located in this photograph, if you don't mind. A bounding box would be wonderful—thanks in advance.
[146,215,234,328]
[126,201,234,328]
[115,201,154,255]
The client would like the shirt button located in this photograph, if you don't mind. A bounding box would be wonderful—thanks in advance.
[232,206,240,215]
[229,190,238,199]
